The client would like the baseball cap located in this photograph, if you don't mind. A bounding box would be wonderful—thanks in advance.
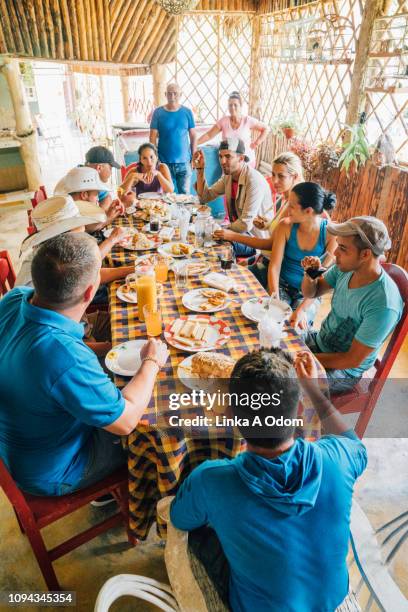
[85,145,120,169]
[327,216,391,256]
[54,167,108,195]
[219,138,249,163]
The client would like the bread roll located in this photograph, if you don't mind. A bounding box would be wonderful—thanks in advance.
[191,352,235,378]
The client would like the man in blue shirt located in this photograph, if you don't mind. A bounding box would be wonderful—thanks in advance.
[170,349,367,612]
[0,233,168,496]
[300,216,403,392]
[150,83,197,194]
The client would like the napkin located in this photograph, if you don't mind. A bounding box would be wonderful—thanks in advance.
[159,227,175,241]
[202,272,235,292]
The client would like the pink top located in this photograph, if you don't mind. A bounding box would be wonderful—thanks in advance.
[216,115,265,163]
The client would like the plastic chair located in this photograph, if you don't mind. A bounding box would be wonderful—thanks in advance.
[27,186,47,235]
[120,162,138,182]
[0,250,16,295]
[94,575,178,612]
[0,458,131,591]
[332,263,408,438]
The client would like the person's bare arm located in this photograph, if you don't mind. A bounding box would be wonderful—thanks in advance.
[213,227,273,250]
[100,265,133,284]
[104,339,169,435]
[197,124,221,145]
[267,221,288,295]
[250,121,270,149]
[189,128,198,158]
[157,163,174,193]
[301,269,333,299]
[314,338,375,371]
[150,129,158,146]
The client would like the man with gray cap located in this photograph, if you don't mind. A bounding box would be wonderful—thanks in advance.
[194,138,272,258]
[300,216,403,392]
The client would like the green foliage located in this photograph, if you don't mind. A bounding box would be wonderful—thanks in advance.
[338,123,370,174]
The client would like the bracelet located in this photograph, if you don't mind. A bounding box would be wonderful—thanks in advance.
[142,357,161,372]
[195,167,204,170]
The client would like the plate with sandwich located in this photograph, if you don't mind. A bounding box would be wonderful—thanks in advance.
[177,351,236,390]
[182,288,229,313]
[158,242,194,258]
[164,315,231,352]
[170,259,210,276]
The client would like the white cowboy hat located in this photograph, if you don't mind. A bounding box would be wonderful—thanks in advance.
[21,195,106,252]
[54,166,108,196]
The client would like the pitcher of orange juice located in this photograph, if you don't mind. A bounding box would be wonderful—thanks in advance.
[135,265,157,322]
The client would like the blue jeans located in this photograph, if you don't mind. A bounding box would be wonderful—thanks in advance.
[249,256,269,289]
[279,279,320,326]
[301,331,361,394]
[167,162,192,194]
[58,429,126,495]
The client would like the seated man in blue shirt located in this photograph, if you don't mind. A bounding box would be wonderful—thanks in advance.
[150,82,197,194]
[170,348,367,612]
[0,233,169,497]
[300,216,403,393]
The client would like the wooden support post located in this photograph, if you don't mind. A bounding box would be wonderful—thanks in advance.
[249,15,262,119]
[0,58,42,190]
[151,64,167,108]
[345,0,382,127]
[120,75,132,123]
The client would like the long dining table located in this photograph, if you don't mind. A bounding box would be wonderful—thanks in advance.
[106,211,323,541]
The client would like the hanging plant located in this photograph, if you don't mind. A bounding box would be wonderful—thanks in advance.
[338,113,370,174]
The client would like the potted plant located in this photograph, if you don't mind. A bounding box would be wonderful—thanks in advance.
[277,114,302,140]
[338,113,371,174]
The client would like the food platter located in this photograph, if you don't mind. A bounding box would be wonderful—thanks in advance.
[164,315,231,353]
[182,288,229,313]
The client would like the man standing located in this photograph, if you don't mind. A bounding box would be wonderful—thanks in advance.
[0,233,169,496]
[150,83,197,194]
[300,216,403,392]
[195,138,272,257]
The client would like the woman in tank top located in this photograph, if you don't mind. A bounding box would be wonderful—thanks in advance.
[268,182,337,329]
[120,142,174,197]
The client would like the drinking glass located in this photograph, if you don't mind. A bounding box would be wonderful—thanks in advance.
[154,256,169,282]
[174,262,188,288]
[143,304,162,337]
[204,219,214,247]
[178,208,190,242]
[219,244,234,271]
[149,213,160,233]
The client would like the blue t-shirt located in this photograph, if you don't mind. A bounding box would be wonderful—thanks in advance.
[281,219,328,290]
[0,288,125,495]
[150,106,195,164]
[171,432,367,612]
[317,265,403,377]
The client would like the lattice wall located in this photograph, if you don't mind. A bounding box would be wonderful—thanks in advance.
[174,13,254,123]
[363,0,408,161]
[73,73,109,144]
[258,0,362,143]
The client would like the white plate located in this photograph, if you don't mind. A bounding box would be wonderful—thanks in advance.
[105,340,145,376]
[163,194,198,205]
[117,283,138,304]
[138,192,164,200]
[122,236,157,251]
[103,227,137,239]
[126,203,138,214]
[182,288,229,313]
[241,297,292,323]
[164,315,231,353]
[177,355,218,391]
[158,242,194,258]
[169,258,210,276]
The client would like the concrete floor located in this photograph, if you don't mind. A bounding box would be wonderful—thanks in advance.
[0,137,407,610]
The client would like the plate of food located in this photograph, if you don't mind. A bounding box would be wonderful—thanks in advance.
[133,253,173,270]
[163,193,199,205]
[138,192,165,200]
[122,231,157,251]
[125,202,138,214]
[182,288,229,313]
[177,351,236,391]
[117,281,138,303]
[164,315,231,352]
[158,242,194,258]
[102,227,136,239]
[171,259,210,276]
[241,297,292,323]
[105,339,145,376]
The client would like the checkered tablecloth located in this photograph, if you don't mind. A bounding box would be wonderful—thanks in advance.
[107,214,322,540]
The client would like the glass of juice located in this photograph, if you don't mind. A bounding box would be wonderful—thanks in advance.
[154,256,169,283]
[135,265,157,322]
[143,304,162,337]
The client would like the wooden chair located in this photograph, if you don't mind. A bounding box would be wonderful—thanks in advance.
[27,186,47,235]
[332,263,408,438]
[0,250,16,295]
[0,458,131,591]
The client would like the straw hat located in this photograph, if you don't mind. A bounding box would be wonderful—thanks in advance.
[21,195,106,252]
[54,166,108,196]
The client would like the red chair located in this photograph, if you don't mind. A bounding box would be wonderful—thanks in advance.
[27,186,47,235]
[120,163,138,182]
[0,250,16,295]
[332,263,408,438]
[0,459,131,590]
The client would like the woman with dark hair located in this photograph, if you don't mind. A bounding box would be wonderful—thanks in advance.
[120,142,174,197]
[268,182,337,328]
[197,91,269,165]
